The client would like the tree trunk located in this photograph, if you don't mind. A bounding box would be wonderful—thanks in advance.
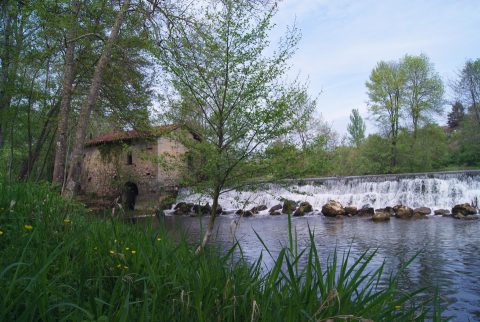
[63,0,130,197]
[18,103,59,180]
[0,1,23,149]
[52,36,76,186]
[195,185,221,255]
[52,0,81,186]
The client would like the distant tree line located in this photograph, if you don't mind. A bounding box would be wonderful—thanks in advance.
[263,56,480,177]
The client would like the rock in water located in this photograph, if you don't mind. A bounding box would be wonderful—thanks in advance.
[282,199,298,214]
[322,200,345,217]
[235,209,254,217]
[452,203,477,216]
[269,204,282,213]
[357,205,374,216]
[394,205,414,219]
[174,202,193,215]
[345,206,358,216]
[434,209,450,216]
[299,201,313,213]
[250,205,268,214]
[293,202,313,217]
[372,210,390,222]
[413,207,431,217]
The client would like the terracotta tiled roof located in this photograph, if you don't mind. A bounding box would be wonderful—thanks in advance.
[85,124,179,147]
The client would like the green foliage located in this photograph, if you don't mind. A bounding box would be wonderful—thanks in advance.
[0,0,158,181]
[401,54,444,135]
[366,60,404,167]
[447,102,465,129]
[396,125,449,172]
[347,108,366,147]
[450,117,480,166]
[0,181,441,320]
[454,58,480,123]
[158,1,309,197]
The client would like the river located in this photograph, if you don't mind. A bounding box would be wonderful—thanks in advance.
[158,171,480,320]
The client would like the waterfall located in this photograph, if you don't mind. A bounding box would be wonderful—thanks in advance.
[176,170,480,213]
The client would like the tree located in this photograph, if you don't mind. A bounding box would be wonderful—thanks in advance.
[366,61,404,167]
[63,0,132,196]
[159,0,304,252]
[447,101,465,130]
[347,108,366,147]
[51,0,81,186]
[401,54,444,141]
[0,0,26,149]
[454,58,480,123]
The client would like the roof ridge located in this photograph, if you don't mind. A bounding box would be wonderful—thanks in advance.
[85,124,179,147]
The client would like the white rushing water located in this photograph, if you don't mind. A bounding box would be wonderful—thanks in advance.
[176,171,480,213]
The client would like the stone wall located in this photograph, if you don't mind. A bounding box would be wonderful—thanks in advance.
[80,134,188,207]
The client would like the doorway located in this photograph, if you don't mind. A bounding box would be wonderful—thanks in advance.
[123,182,139,210]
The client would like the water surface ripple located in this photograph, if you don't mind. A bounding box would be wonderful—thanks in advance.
[161,215,480,321]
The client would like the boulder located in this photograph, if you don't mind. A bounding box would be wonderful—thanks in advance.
[270,211,282,216]
[357,206,374,217]
[434,209,450,216]
[191,203,211,216]
[376,207,395,216]
[293,203,312,217]
[282,199,298,214]
[235,209,254,217]
[393,205,414,219]
[344,206,358,216]
[413,207,431,217]
[372,210,390,222]
[293,208,305,217]
[174,202,193,215]
[452,203,477,216]
[322,200,345,217]
[250,205,268,214]
[299,201,313,213]
[269,204,282,213]
[384,206,395,216]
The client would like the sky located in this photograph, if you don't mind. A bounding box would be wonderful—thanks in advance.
[271,0,480,135]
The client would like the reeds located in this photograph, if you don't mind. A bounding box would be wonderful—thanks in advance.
[0,181,443,321]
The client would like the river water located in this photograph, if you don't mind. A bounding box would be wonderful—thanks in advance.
[161,214,480,321]
[158,171,480,320]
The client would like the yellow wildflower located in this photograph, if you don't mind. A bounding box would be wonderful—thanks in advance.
[395,305,401,309]
[131,250,136,255]
[123,266,128,269]
[24,224,33,230]
[109,250,115,254]
[156,237,161,241]
[114,239,118,243]
[63,219,71,224]
[125,247,130,251]
[117,264,121,268]
[0,230,3,236]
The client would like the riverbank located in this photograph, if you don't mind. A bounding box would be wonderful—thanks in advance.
[0,181,442,321]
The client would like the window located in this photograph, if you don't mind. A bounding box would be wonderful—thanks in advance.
[127,151,133,165]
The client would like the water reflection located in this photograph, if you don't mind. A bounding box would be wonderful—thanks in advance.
[152,215,480,320]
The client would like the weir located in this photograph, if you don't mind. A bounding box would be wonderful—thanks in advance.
[177,170,480,212]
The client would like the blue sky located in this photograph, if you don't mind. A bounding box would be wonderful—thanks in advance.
[272,0,480,135]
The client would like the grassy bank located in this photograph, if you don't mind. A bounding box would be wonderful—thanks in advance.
[0,181,441,321]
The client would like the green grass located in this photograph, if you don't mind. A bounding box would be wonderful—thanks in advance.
[0,181,443,321]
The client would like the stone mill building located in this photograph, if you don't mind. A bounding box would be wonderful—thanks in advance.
[80,125,190,210]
